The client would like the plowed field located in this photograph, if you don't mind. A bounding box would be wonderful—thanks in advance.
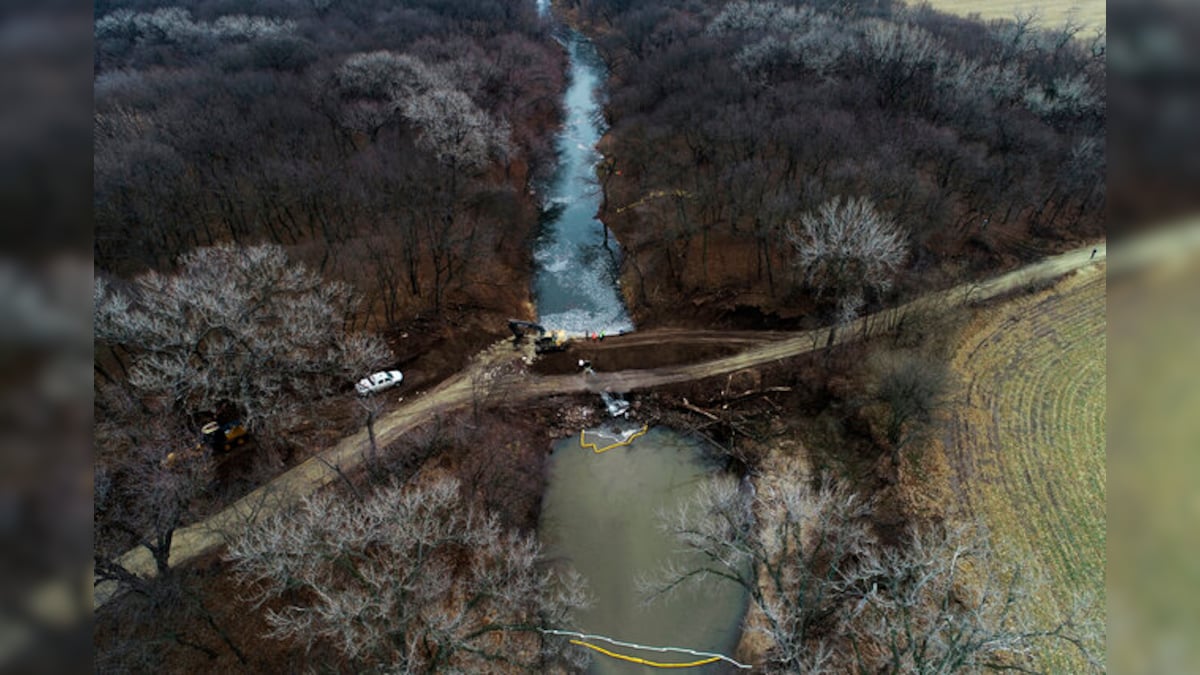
[925,0,1104,32]
[947,269,1105,669]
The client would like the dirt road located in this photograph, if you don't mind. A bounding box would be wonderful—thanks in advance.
[93,241,1106,608]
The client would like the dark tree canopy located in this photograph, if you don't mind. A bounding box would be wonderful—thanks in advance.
[94,244,392,442]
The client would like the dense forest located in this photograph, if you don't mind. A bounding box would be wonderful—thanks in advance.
[562,0,1105,326]
[94,0,563,327]
[92,0,565,557]
[92,2,578,670]
[92,0,1107,672]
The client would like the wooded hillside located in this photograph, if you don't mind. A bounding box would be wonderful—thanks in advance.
[565,0,1105,327]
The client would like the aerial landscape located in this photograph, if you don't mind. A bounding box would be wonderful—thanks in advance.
[92,0,1106,671]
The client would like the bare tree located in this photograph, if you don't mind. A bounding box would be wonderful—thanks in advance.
[861,19,946,109]
[1023,72,1102,121]
[94,7,296,48]
[94,244,392,449]
[645,472,1102,673]
[641,473,874,672]
[786,196,908,343]
[94,420,211,593]
[848,525,1104,673]
[403,87,511,172]
[707,1,815,36]
[329,50,448,140]
[714,3,853,80]
[94,418,249,669]
[396,81,510,312]
[227,476,590,672]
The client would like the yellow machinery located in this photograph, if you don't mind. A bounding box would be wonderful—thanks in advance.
[508,320,570,353]
[162,420,249,468]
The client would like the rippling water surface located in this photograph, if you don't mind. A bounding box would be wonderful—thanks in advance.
[531,21,633,336]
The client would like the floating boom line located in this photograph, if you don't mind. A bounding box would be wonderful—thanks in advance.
[580,424,649,453]
[541,629,752,669]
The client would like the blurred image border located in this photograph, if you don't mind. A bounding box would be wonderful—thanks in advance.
[0,0,94,672]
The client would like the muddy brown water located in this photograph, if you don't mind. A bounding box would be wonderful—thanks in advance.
[539,427,749,674]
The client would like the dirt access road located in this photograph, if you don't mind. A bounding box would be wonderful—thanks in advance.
[94,241,1107,608]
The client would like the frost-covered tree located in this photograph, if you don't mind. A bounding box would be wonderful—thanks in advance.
[334,51,447,103]
[861,19,946,108]
[330,51,448,139]
[94,244,391,445]
[642,474,874,672]
[934,56,1026,120]
[330,50,510,165]
[402,87,511,170]
[713,3,853,79]
[94,7,295,46]
[227,476,590,672]
[707,1,815,35]
[646,473,1103,673]
[1024,72,1102,121]
[786,196,908,334]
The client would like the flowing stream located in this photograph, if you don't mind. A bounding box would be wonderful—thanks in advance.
[532,5,747,672]
[531,9,633,336]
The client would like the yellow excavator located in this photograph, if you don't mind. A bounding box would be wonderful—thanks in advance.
[162,420,249,469]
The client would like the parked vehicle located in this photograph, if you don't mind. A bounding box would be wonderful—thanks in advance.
[356,370,404,396]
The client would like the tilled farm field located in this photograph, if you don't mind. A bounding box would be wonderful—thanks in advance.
[947,268,1105,670]
[923,0,1104,32]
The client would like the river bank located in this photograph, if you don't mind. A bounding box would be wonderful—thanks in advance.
[563,1,1104,334]
[94,249,1108,669]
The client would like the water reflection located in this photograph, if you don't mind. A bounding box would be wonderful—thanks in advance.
[539,428,748,674]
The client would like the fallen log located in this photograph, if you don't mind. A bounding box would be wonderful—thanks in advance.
[680,397,762,442]
[681,397,720,421]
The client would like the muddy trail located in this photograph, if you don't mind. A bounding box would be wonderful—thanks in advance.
[93,241,1106,608]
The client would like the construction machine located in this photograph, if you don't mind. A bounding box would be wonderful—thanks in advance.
[508,319,569,353]
[162,420,249,469]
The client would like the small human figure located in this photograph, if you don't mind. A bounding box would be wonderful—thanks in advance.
[599,330,605,341]
[1091,248,1097,259]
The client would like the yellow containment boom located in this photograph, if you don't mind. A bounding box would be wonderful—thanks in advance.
[580,425,649,454]
[569,640,721,668]
[540,629,751,670]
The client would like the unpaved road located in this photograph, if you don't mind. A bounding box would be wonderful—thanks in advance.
[94,241,1106,608]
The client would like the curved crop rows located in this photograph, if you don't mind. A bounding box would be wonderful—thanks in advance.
[948,270,1105,669]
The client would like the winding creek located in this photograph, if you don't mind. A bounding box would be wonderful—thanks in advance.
[532,4,748,672]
